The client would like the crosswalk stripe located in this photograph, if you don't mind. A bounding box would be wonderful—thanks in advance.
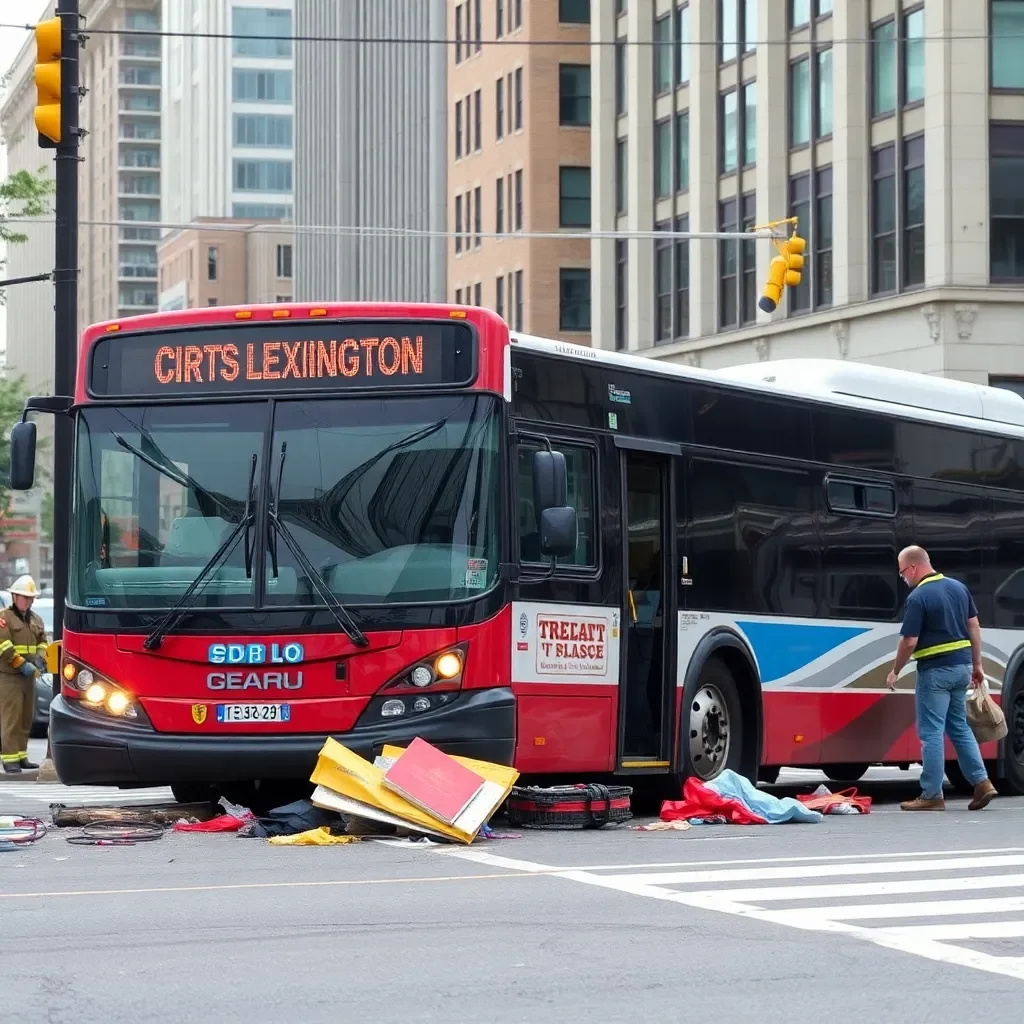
[605,853,1024,887]
[782,895,1024,921]
[877,921,1024,940]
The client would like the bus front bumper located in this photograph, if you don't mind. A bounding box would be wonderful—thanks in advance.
[48,687,517,787]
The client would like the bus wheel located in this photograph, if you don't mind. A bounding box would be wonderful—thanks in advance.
[824,763,868,786]
[999,674,1024,796]
[171,782,216,806]
[683,657,744,782]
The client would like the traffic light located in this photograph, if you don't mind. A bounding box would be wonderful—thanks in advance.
[34,16,64,148]
[758,233,807,313]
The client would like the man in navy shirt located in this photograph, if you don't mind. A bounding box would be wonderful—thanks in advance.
[887,546,997,812]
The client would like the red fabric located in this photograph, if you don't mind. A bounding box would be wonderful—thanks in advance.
[172,814,248,833]
[660,777,768,825]
[797,788,872,814]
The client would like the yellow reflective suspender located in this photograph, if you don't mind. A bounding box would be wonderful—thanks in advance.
[909,574,973,661]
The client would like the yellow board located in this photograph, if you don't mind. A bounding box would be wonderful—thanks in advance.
[46,639,61,675]
[309,737,519,845]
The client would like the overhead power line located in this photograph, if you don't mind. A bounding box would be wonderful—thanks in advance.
[5,215,793,242]
[0,21,1010,46]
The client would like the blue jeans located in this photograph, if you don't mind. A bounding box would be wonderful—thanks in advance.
[916,663,988,799]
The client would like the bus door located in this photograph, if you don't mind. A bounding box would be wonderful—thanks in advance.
[616,438,679,771]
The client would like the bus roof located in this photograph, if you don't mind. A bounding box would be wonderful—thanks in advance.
[509,334,1024,436]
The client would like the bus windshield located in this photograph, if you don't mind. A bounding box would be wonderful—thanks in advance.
[70,395,502,611]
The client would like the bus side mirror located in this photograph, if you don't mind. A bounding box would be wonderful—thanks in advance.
[532,449,567,515]
[9,421,37,491]
[539,506,578,559]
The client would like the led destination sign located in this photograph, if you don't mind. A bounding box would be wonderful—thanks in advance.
[88,320,477,397]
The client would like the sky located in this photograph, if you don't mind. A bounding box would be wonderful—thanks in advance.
[0,4,51,357]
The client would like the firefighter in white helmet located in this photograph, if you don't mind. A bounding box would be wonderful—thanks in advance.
[0,575,49,773]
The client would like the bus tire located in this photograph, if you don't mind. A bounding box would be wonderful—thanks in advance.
[680,656,745,783]
[997,673,1024,796]
[824,763,868,786]
[171,782,216,806]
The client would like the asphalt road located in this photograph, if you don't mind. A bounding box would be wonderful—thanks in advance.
[2,746,1023,1023]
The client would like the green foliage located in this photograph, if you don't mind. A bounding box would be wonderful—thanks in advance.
[1,169,55,301]
[40,490,54,543]
[0,373,50,532]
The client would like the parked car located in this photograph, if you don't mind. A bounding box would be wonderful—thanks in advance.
[0,589,55,737]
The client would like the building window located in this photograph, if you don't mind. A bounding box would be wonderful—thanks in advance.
[456,288,463,303]
[208,298,219,306]
[721,90,738,173]
[276,244,293,279]
[232,7,292,58]
[231,69,291,103]
[207,246,218,281]
[474,281,482,306]
[719,195,756,328]
[993,1,1024,89]
[455,4,464,63]
[495,79,504,140]
[720,0,756,64]
[654,15,672,95]
[496,275,505,319]
[455,100,463,158]
[496,0,504,38]
[790,0,810,27]
[514,68,523,130]
[507,73,513,133]
[815,167,833,307]
[903,135,925,288]
[654,119,671,199]
[871,144,897,294]
[514,168,523,229]
[512,0,522,31]
[676,4,691,85]
[816,48,833,137]
[559,0,590,23]
[743,81,756,165]
[903,8,925,105]
[233,114,292,148]
[616,138,627,214]
[474,185,482,247]
[615,240,627,349]
[455,194,463,254]
[232,159,292,192]
[789,173,811,313]
[474,0,482,52]
[559,166,591,227]
[615,40,627,115]
[559,269,591,331]
[655,224,672,343]
[473,89,482,151]
[496,177,504,233]
[675,214,690,340]
[514,269,523,330]
[675,113,689,191]
[559,64,591,125]
[790,58,810,147]
[871,20,897,116]
[816,0,833,14]
[991,123,1024,280]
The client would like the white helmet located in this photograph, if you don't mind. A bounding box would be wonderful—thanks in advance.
[9,575,39,598]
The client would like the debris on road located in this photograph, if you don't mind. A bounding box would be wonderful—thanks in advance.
[50,802,216,827]
[65,820,166,846]
[631,820,692,832]
[661,769,823,825]
[267,826,362,846]
[506,783,633,829]
[308,737,518,844]
[797,784,872,815]
[0,814,48,850]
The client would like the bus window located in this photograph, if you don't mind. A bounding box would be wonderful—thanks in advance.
[518,442,596,567]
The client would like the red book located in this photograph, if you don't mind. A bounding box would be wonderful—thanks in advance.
[381,737,486,825]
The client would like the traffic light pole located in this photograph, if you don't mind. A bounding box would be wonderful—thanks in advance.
[52,0,79,649]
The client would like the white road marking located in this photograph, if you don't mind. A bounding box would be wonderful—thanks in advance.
[0,784,174,805]
[428,844,1024,982]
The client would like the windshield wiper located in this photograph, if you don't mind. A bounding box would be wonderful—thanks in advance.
[267,441,369,648]
[143,454,258,651]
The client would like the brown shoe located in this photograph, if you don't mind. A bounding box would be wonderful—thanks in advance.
[901,795,945,811]
[968,779,997,811]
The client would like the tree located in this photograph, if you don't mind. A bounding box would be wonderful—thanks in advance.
[40,490,53,543]
[0,373,50,532]
[0,168,55,302]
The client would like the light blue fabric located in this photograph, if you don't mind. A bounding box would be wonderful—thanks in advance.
[706,769,823,823]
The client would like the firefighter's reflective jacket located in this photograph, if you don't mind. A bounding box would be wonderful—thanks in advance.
[0,606,48,678]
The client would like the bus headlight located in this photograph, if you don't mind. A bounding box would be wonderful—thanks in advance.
[380,643,468,696]
[62,659,144,722]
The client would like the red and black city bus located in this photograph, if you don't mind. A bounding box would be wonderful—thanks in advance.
[11,301,1024,800]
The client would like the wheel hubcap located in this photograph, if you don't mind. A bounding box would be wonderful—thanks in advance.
[689,684,731,780]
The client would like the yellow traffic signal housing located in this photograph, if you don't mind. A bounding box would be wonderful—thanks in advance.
[757,233,807,313]
[34,16,64,146]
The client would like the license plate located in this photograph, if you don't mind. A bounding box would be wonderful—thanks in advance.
[216,703,291,723]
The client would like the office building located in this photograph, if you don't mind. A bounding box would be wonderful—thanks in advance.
[162,0,294,224]
[293,0,447,303]
[591,0,1024,389]
[447,0,592,341]
[157,219,294,308]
